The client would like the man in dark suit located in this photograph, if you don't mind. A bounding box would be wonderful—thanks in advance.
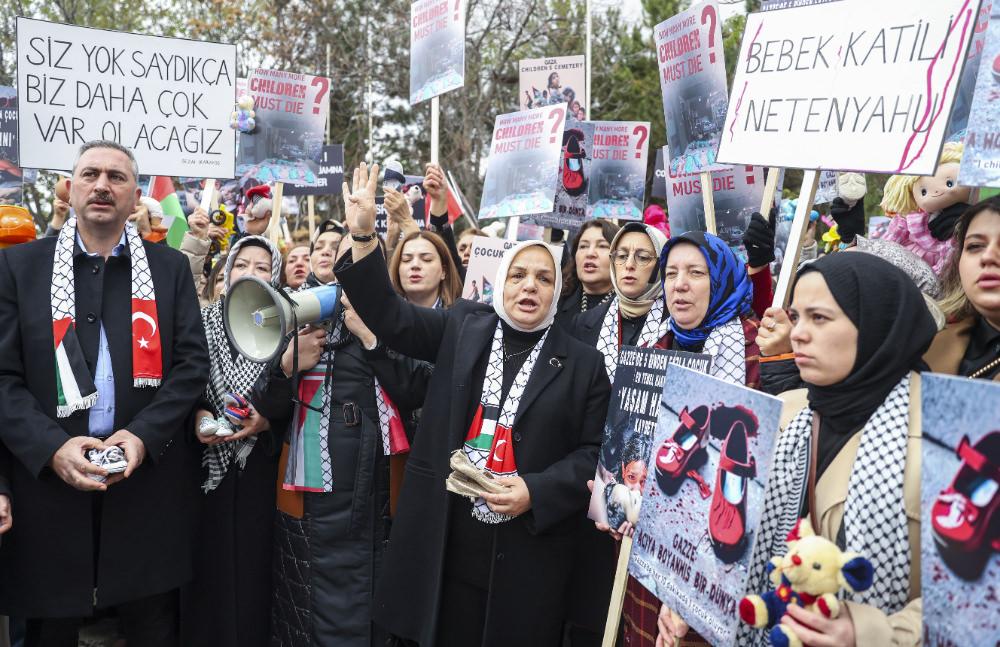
[0,140,208,646]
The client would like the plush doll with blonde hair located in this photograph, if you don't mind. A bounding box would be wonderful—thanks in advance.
[877,141,970,275]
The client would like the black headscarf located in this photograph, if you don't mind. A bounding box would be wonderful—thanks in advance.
[794,253,937,475]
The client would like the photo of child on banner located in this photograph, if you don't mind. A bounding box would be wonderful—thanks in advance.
[588,347,713,530]
[519,55,587,121]
[588,121,650,220]
[410,0,466,105]
[628,364,783,647]
[285,144,345,196]
[528,121,594,230]
[921,374,1000,647]
[656,0,728,178]
[479,105,566,219]
[236,68,331,187]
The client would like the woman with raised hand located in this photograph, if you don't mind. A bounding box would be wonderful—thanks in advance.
[334,162,610,647]
[183,235,283,647]
[556,219,620,328]
[927,197,1000,381]
[658,253,935,647]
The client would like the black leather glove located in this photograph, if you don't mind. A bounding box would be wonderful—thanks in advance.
[928,202,968,241]
[743,209,776,268]
[829,197,865,244]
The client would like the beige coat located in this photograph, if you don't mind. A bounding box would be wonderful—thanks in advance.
[778,372,922,647]
[924,317,1000,382]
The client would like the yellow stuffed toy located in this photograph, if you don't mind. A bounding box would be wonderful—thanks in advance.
[738,519,874,647]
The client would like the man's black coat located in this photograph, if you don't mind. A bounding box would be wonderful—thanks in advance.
[0,235,208,617]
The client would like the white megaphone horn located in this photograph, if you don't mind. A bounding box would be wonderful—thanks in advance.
[224,276,342,363]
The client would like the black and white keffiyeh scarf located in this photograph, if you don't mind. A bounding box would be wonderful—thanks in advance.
[463,320,549,524]
[596,296,669,382]
[738,375,913,646]
[201,235,283,492]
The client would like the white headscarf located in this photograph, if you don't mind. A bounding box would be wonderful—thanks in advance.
[492,240,563,333]
[609,222,668,319]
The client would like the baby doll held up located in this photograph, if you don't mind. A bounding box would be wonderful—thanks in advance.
[878,141,971,275]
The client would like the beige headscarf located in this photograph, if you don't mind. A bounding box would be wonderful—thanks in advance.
[609,222,668,319]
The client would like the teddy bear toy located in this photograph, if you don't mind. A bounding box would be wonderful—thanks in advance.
[738,519,874,647]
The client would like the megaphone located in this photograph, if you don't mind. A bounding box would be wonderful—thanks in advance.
[224,276,342,363]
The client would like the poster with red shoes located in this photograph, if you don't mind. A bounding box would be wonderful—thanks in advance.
[921,374,1000,647]
[628,364,782,646]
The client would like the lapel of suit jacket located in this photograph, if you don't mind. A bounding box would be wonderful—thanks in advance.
[449,308,498,446]
[512,326,568,428]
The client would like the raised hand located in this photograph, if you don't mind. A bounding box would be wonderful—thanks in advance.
[423,163,449,214]
[342,162,380,234]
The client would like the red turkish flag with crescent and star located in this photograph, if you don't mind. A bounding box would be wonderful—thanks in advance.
[131,298,162,381]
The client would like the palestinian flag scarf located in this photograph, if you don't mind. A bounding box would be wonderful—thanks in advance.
[51,217,161,417]
[463,320,549,524]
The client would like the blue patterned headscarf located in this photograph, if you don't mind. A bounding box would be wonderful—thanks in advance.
[660,231,753,349]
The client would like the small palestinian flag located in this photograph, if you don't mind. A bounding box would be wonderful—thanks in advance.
[52,317,98,417]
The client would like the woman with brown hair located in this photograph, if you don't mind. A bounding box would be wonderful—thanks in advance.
[556,219,621,328]
[926,196,1000,381]
[388,230,463,308]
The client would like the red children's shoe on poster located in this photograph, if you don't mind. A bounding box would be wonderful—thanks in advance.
[655,405,711,480]
[932,431,1000,553]
[709,420,757,561]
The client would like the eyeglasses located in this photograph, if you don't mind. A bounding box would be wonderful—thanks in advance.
[611,249,657,267]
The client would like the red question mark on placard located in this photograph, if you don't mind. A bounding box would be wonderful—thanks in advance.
[632,124,648,159]
[700,4,718,64]
[311,77,330,115]
[548,106,566,144]
[453,0,461,21]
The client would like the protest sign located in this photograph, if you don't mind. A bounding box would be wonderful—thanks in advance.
[947,1,993,142]
[960,5,1000,187]
[529,121,594,230]
[588,121,649,220]
[666,164,765,253]
[588,348,713,529]
[479,105,567,219]
[921,374,1000,647]
[519,55,586,121]
[410,0,465,105]
[629,365,782,647]
[16,18,236,178]
[656,1,728,177]
[760,0,837,9]
[0,87,22,205]
[717,0,981,175]
[652,147,668,199]
[0,87,17,167]
[813,170,838,204]
[462,236,561,304]
[285,145,345,196]
[236,68,330,186]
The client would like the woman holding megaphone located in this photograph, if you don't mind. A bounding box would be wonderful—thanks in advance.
[333,163,611,646]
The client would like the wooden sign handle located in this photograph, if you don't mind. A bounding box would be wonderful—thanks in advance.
[199,178,216,214]
[772,170,820,309]
[268,181,285,246]
[307,195,316,240]
[601,534,634,647]
[760,167,781,216]
[431,96,441,166]
[701,171,716,235]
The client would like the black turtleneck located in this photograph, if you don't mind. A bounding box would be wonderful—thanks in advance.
[500,322,546,400]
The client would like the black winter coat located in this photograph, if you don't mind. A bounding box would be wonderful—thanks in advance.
[336,250,611,647]
[0,236,208,617]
